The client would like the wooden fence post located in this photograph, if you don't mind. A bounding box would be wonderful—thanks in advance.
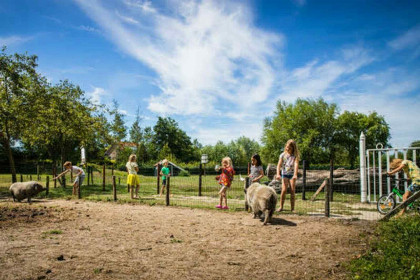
[329,159,334,202]
[87,165,90,186]
[325,178,330,217]
[77,174,81,199]
[20,174,23,182]
[102,164,106,191]
[157,163,161,195]
[46,176,49,196]
[113,175,117,201]
[245,178,250,211]
[199,163,202,196]
[166,176,170,206]
[62,173,66,189]
[302,160,307,200]
[30,174,32,181]
[53,166,57,188]
[37,164,40,180]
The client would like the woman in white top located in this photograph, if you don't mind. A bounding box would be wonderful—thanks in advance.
[126,154,140,199]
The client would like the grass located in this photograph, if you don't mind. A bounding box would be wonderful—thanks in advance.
[347,215,420,279]
[0,171,375,218]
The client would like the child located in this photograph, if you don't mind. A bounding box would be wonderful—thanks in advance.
[126,154,140,199]
[215,157,235,209]
[159,159,170,196]
[387,158,420,216]
[248,153,264,185]
[276,139,299,212]
[54,161,85,196]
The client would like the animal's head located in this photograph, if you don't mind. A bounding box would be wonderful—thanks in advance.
[34,183,45,192]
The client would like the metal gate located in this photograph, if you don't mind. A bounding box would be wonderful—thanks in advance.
[359,132,419,202]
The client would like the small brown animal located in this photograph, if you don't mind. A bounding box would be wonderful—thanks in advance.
[245,182,277,225]
[9,181,45,203]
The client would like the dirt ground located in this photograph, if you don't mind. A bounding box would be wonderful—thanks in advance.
[0,199,375,280]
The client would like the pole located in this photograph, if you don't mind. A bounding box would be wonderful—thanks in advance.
[157,163,161,195]
[166,176,170,206]
[53,166,57,188]
[360,132,367,202]
[302,160,307,200]
[329,158,334,202]
[199,163,202,196]
[77,174,81,199]
[245,178,250,211]
[325,178,330,217]
[87,165,90,186]
[46,176,49,196]
[113,175,117,201]
[102,164,106,191]
[37,164,40,180]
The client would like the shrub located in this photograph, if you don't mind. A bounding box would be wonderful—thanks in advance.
[178,170,190,177]
[348,215,420,279]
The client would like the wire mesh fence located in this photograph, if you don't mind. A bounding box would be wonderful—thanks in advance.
[0,163,384,220]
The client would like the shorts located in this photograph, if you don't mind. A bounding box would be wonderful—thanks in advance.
[281,174,293,179]
[127,174,140,186]
[162,178,167,186]
[74,174,85,186]
[408,183,419,193]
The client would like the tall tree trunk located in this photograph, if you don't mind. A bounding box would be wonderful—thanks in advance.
[1,128,17,183]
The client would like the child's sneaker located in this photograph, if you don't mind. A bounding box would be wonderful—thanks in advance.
[215,205,222,209]
[222,206,229,209]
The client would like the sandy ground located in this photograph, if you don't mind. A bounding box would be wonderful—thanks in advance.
[0,199,375,280]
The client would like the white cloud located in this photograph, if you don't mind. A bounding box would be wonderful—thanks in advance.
[389,25,420,50]
[88,87,107,105]
[0,35,33,46]
[73,0,283,116]
[77,25,100,33]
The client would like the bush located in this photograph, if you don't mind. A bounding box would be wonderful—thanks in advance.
[348,215,420,279]
[178,170,190,177]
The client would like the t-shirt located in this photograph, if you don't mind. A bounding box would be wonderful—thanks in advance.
[161,166,170,180]
[402,160,420,185]
[249,165,263,182]
[71,166,85,176]
[279,152,296,176]
[126,162,138,175]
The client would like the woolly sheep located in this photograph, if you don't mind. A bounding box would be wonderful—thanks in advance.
[9,181,45,203]
[245,182,277,225]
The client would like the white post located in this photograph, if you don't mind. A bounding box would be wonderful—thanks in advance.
[360,132,367,203]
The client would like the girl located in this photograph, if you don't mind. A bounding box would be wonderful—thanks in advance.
[276,139,299,212]
[54,161,85,196]
[248,153,264,185]
[126,154,140,199]
[215,157,235,209]
[159,159,170,196]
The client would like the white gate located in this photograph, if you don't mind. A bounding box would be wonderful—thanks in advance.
[359,132,419,202]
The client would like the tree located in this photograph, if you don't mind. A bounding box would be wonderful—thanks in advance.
[261,98,339,166]
[109,100,126,143]
[410,140,420,148]
[0,47,40,182]
[152,117,195,163]
[129,107,143,147]
[336,111,390,168]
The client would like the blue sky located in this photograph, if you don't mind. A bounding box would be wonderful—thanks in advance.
[1,0,419,148]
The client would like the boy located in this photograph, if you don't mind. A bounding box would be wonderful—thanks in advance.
[54,161,85,196]
[387,158,420,216]
[159,159,170,196]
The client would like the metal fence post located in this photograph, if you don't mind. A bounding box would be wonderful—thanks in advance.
[77,174,81,199]
[157,163,161,195]
[325,178,330,217]
[199,163,202,196]
[329,159,334,202]
[360,132,367,202]
[113,175,117,201]
[46,176,49,196]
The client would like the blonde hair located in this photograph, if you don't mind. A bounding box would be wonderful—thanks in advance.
[222,157,232,167]
[390,158,403,170]
[162,159,168,165]
[128,154,136,162]
[284,139,300,160]
[63,161,72,168]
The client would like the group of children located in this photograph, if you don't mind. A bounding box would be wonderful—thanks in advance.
[53,138,419,217]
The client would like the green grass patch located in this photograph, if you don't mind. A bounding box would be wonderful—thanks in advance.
[347,215,420,280]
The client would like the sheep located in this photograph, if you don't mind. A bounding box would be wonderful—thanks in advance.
[9,181,45,203]
[245,182,278,225]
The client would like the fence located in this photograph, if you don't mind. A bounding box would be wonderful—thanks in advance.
[0,160,384,220]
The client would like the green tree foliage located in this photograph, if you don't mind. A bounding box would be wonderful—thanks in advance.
[21,80,106,166]
[261,98,338,165]
[109,99,127,143]
[0,47,40,181]
[129,107,142,146]
[336,111,390,168]
[152,117,195,163]
[410,140,420,147]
